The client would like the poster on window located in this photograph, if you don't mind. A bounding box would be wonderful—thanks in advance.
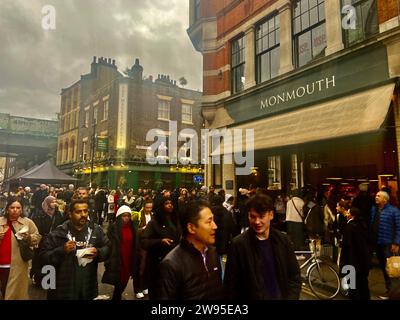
[312,24,327,59]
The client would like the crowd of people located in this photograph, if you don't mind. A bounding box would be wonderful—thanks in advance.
[0,182,399,301]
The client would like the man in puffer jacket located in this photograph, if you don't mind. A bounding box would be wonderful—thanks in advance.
[370,191,400,298]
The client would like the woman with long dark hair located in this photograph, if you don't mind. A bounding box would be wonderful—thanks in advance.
[140,196,181,299]
[0,197,40,299]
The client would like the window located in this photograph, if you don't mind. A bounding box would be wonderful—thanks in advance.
[158,100,170,120]
[82,141,87,161]
[70,138,75,161]
[341,0,378,47]
[291,154,299,190]
[182,104,193,123]
[267,155,281,190]
[93,106,98,124]
[64,141,69,162]
[256,14,280,83]
[103,99,109,121]
[85,110,89,127]
[293,0,326,67]
[231,36,245,94]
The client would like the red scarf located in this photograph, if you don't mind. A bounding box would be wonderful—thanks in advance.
[120,224,133,284]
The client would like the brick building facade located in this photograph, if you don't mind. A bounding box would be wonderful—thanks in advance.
[57,57,202,190]
[188,0,400,197]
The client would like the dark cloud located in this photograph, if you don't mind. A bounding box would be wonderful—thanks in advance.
[0,0,202,119]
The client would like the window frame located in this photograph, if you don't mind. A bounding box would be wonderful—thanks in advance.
[158,99,170,121]
[292,0,327,68]
[341,0,379,47]
[231,35,246,94]
[256,12,281,84]
[181,104,193,124]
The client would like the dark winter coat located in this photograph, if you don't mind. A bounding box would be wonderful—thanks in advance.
[224,227,301,300]
[31,210,66,278]
[33,209,66,238]
[140,213,181,298]
[339,219,371,276]
[102,219,137,285]
[352,192,374,226]
[303,201,324,237]
[211,204,237,255]
[39,220,110,300]
[159,239,223,300]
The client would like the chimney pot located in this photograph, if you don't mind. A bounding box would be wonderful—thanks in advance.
[108,58,111,64]
[112,59,115,65]
[93,56,97,63]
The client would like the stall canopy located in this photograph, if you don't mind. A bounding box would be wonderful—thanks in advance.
[11,160,77,185]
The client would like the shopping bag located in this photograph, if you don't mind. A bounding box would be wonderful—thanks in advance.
[386,255,400,278]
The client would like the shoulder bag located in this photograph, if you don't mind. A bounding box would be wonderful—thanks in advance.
[10,224,34,261]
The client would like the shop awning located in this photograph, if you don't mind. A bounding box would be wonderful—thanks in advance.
[233,83,395,151]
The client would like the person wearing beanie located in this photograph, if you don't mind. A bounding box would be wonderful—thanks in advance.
[102,205,137,300]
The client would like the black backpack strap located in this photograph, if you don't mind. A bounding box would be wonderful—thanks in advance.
[291,198,305,222]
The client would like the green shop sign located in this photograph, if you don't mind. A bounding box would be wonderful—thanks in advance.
[226,44,390,124]
[97,136,108,152]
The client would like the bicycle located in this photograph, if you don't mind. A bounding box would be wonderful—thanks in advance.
[295,239,340,300]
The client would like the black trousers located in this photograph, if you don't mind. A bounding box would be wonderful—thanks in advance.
[376,245,392,291]
[348,274,370,300]
[0,268,10,299]
[112,280,129,300]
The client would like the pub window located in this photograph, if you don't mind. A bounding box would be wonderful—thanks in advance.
[158,100,170,120]
[182,104,193,123]
[231,35,245,94]
[293,0,326,68]
[267,155,281,190]
[341,0,378,47]
[256,13,280,83]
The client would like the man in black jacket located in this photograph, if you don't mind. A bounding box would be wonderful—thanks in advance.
[158,200,223,300]
[224,194,301,300]
[40,199,109,300]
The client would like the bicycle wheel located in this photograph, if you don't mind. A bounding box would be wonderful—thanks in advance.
[308,262,340,300]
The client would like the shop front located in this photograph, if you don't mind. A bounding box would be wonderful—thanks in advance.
[219,43,399,196]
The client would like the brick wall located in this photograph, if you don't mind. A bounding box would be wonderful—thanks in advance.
[377,0,399,24]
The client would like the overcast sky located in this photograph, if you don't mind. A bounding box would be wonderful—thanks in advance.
[0,0,202,120]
